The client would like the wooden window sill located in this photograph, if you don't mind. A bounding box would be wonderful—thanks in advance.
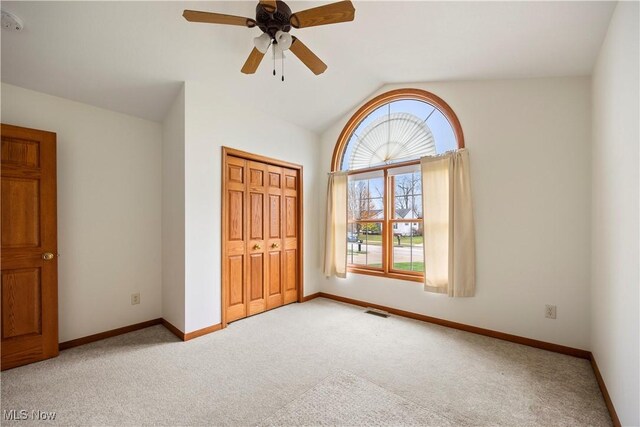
[347,267,424,283]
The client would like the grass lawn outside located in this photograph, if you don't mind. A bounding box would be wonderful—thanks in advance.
[368,262,424,272]
[392,262,424,272]
[355,233,423,246]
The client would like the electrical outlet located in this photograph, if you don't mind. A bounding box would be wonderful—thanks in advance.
[545,304,556,319]
[131,293,140,305]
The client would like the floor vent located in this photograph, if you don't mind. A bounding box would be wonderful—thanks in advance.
[364,308,390,318]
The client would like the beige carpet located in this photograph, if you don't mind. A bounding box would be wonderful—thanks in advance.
[1,298,611,426]
[258,370,468,426]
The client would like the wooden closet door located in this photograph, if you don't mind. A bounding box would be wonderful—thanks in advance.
[224,156,247,323]
[246,161,267,316]
[222,149,302,326]
[266,165,284,309]
[1,124,58,370]
[282,168,299,305]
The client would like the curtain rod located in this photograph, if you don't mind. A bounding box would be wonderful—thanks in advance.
[328,148,467,176]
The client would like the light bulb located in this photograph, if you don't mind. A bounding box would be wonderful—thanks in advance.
[275,30,292,51]
[253,33,271,54]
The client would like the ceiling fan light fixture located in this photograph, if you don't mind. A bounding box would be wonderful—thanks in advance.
[253,33,271,53]
[183,1,356,76]
[275,30,292,51]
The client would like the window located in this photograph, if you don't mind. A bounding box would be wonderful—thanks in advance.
[333,89,464,282]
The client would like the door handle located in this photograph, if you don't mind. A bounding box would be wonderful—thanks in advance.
[42,252,55,260]
[271,243,279,249]
[253,244,261,250]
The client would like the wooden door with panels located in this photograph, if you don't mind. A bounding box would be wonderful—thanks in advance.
[266,165,284,310]
[247,160,268,316]
[1,124,58,370]
[282,168,299,305]
[222,147,303,327]
[224,155,248,323]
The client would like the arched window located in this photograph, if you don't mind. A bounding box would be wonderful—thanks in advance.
[332,89,464,282]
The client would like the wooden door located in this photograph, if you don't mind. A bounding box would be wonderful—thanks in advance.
[1,124,58,370]
[224,156,247,323]
[246,161,267,316]
[266,165,284,310]
[282,168,299,305]
[222,148,302,326]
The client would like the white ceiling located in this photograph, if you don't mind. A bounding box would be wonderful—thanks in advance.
[1,1,615,133]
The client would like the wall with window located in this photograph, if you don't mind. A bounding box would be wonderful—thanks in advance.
[319,77,592,349]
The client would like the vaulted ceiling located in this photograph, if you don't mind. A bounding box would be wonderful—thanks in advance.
[1,1,615,132]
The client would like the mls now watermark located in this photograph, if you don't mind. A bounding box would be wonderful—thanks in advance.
[3,410,57,421]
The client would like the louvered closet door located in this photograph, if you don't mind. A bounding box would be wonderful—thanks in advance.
[224,156,248,323]
[265,165,284,310]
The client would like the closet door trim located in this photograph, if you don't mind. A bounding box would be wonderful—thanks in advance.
[221,147,304,328]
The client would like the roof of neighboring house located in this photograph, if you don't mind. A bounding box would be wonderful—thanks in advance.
[395,208,421,219]
[356,208,421,220]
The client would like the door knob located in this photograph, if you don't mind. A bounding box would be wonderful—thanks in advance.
[42,252,54,260]
[253,244,261,250]
[271,243,279,249]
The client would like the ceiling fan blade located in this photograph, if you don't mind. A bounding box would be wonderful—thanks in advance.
[289,37,327,75]
[289,0,355,29]
[183,10,256,28]
[241,47,266,74]
[259,0,277,13]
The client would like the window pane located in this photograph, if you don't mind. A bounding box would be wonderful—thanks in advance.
[338,95,461,171]
[427,108,457,154]
[413,195,423,218]
[348,176,384,220]
[394,172,422,219]
[391,223,424,272]
[339,100,444,171]
[347,222,383,268]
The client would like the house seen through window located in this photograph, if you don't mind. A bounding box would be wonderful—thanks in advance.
[333,89,464,282]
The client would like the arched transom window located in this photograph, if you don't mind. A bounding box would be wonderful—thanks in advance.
[332,89,464,282]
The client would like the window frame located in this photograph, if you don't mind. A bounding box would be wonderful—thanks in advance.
[334,88,465,282]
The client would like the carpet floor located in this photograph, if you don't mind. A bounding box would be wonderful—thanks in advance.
[1,298,611,426]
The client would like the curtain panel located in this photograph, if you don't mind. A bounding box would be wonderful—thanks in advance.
[323,171,348,278]
[421,149,476,297]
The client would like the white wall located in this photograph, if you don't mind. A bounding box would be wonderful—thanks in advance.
[182,81,321,333]
[1,83,162,342]
[591,2,640,425]
[319,77,592,350]
[161,86,186,331]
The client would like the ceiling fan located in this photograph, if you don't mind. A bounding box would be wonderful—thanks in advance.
[183,0,355,76]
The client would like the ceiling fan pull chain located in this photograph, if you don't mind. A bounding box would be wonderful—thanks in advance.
[282,55,285,82]
[273,45,276,76]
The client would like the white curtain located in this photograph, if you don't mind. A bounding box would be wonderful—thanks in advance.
[421,149,476,297]
[324,171,348,278]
